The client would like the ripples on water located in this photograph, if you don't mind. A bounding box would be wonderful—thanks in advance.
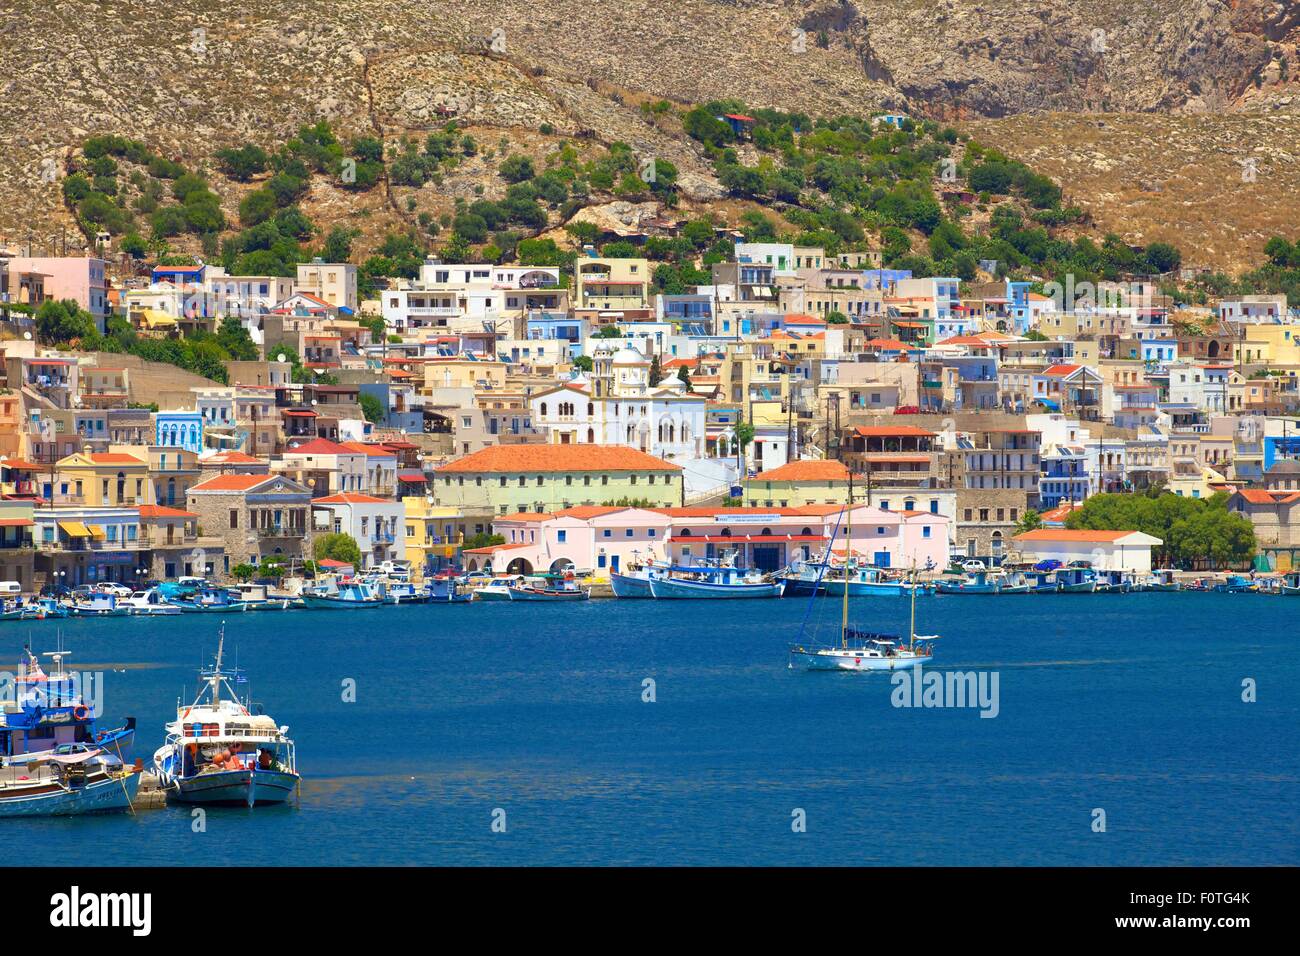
[5,592,1297,866]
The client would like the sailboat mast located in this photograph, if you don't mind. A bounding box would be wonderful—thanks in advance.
[909,564,917,652]
[841,470,852,649]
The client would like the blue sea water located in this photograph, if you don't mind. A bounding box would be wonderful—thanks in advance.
[4,592,1296,866]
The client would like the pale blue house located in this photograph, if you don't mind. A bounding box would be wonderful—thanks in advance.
[156,409,204,454]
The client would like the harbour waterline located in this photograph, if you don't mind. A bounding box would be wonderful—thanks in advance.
[3,592,1295,866]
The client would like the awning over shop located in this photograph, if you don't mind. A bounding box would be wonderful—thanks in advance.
[58,521,91,538]
[86,524,107,540]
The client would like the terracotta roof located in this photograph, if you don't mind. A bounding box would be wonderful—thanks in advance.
[313,493,392,505]
[0,458,42,470]
[339,442,397,459]
[555,506,628,519]
[138,504,198,519]
[1235,489,1300,505]
[865,338,916,351]
[435,444,680,474]
[496,512,554,522]
[752,460,849,482]
[189,474,275,492]
[284,438,359,456]
[201,451,263,465]
[1042,364,1083,376]
[86,453,145,465]
[1013,529,1148,542]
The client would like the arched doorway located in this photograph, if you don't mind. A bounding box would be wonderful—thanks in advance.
[506,557,534,576]
[549,557,575,573]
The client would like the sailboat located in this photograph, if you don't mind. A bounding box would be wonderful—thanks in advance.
[789,475,938,672]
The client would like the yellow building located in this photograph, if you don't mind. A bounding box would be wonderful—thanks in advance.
[574,257,650,311]
[744,459,851,507]
[54,451,153,507]
[1236,324,1300,366]
[421,359,507,393]
[403,497,464,580]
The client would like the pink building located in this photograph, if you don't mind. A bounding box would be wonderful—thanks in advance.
[471,504,949,576]
[472,506,673,576]
[8,257,109,326]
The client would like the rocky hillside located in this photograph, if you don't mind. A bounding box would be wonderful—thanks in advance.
[2,0,1297,267]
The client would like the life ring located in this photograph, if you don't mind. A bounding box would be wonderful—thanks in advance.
[72,705,90,721]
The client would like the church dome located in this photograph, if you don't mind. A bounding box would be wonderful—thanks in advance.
[612,346,648,366]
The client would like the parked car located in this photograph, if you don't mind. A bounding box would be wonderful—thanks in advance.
[894,405,921,415]
[961,560,987,573]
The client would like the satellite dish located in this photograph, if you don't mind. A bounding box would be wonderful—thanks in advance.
[23,332,32,341]
[276,353,287,363]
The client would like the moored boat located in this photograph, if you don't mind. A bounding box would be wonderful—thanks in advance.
[301,580,383,609]
[1055,562,1099,593]
[1144,569,1181,592]
[0,751,141,817]
[0,644,137,766]
[507,572,590,601]
[152,627,299,807]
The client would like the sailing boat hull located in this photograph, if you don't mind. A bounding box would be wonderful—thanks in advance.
[789,648,928,672]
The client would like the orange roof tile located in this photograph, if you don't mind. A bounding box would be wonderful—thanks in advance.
[1013,529,1145,542]
[435,445,680,474]
[189,474,275,492]
[284,438,359,456]
[752,460,849,482]
[312,493,392,505]
[87,453,146,465]
[138,504,198,518]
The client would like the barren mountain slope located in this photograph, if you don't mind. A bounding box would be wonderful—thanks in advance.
[1,0,1296,265]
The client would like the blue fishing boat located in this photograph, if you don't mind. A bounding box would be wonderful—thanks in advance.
[153,628,299,807]
[425,574,472,603]
[821,563,931,598]
[1055,562,1099,593]
[0,645,137,765]
[935,570,1009,594]
[36,597,72,618]
[1215,574,1258,594]
[69,592,129,616]
[301,580,383,608]
[173,586,248,613]
[647,560,784,599]
[0,750,141,817]
[507,572,590,601]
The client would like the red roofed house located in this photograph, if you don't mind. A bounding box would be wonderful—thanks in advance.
[187,472,314,577]
[744,459,854,507]
[138,503,222,581]
[1229,488,1300,570]
[1032,364,1103,415]
[1011,528,1164,574]
[433,444,682,521]
[278,437,368,497]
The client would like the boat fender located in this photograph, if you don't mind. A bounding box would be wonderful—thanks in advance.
[73,705,90,721]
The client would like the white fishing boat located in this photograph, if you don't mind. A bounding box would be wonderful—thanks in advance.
[152,627,299,807]
[0,750,140,817]
[123,588,184,615]
[472,580,516,601]
[646,552,784,599]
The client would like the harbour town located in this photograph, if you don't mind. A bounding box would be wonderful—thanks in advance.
[0,97,1295,868]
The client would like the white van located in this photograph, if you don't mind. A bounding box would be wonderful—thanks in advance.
[0,581,23,597]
